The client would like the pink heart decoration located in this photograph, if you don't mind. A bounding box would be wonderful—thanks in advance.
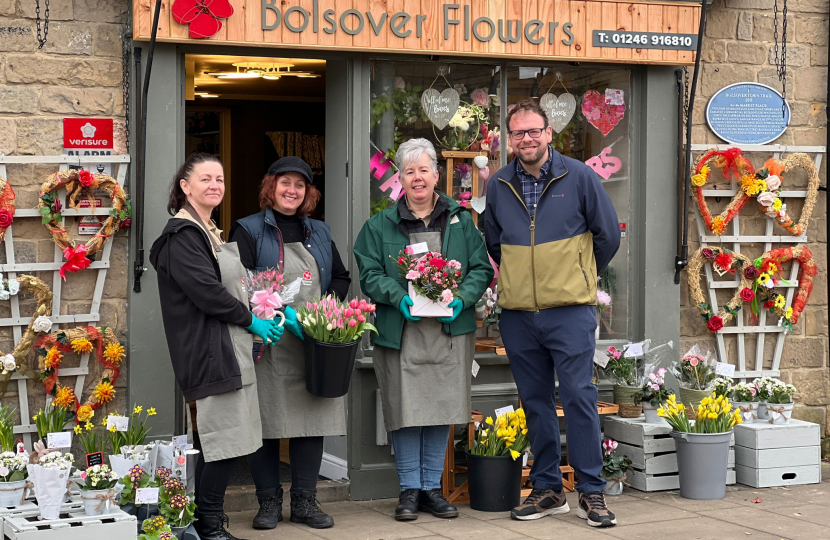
[582,90,625,137]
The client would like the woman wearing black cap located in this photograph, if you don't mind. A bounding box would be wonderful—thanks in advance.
[229,156,351,531]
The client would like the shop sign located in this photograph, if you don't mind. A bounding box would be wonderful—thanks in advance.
[705,83,790,146]
[63,118,114,175]
[592,30,697,51]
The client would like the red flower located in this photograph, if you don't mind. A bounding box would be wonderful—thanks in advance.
[78,170,94,188]
[429,257,446,270]
[398,257,405,265]
[60,244,92,280]
[303,271,312,280]
[714,252,734,274]
[701,248,716,260]
[172,0,234,39]
[707,316,724,333]
[119,217,132,230]
[0,209,12,228]
[740,288,755,302]
[744,265,759,280]
[764,300,774,309]
[52,197,62,214]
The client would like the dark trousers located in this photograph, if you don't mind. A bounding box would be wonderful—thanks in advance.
[499,305,605,494]
[247,437,324,494]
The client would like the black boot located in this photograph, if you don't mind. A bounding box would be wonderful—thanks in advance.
[289,489,335,529]
[419,488,459,518]
[194,512,247,540]
[395,489,420,521]
[252,486,283,529]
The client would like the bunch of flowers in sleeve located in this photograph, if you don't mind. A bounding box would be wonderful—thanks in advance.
[470,409,529,460]
[295,296,377,343]
[747,246,817,332]
[244,268,301,359]
[395,248,464,316]
[673,350,717,392]
[601,346,639,387]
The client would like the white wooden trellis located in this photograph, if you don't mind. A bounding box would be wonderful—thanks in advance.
[0,154,130,450]
[690,144,826,381]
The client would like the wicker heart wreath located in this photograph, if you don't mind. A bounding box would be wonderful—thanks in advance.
[755,154,820,237]
[0,177,15,243]
[748,246,817,331]
[38,170,131,279]
[0,275,53,399]
[687,246,754,333]
[691,148,756,235]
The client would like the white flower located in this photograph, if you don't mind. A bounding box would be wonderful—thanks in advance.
[0,466,9,476]
[1,354,16,372]
[0,290,8,301]
[757,192,776,208]
[33,316,53,333]
[765,175,781,190]
[7,279,19,295]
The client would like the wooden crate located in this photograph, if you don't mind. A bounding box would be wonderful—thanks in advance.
[605,415,736,492]
[3,507,135,540]
[733,419,822,488]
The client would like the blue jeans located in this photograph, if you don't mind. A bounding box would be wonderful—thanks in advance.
[499,305,605,494]
[390,425,450,491]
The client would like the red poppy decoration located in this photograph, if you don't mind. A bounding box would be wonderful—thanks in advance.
[303,271,312,280]
[172,0,233,39]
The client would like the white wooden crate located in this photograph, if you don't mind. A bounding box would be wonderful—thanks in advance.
[605,415,736,492]
[733,419,822,488]
[3,507,135,540]
[0,498,83,520]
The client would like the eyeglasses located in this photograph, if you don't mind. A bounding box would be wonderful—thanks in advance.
[508,128,546,140]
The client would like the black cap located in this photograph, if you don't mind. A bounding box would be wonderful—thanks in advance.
[267,156,313,184]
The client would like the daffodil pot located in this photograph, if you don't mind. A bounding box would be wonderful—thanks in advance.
[755,400,771,420]
[0,480,27,508]
[678,388,712,419]
[467,451,522,512]
[602,478,624,496]
[671,431,731,500]
[642,402,666,424]
[303,337,360,398]
[767,402,794,424]
[731,401,757,424]
[81,488,117,516]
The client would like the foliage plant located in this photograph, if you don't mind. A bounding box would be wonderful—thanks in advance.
[0,451,28,482]
[0,404,16,452]
[632,368,673,406]
[600,439,631,481]
[78,464,119,490]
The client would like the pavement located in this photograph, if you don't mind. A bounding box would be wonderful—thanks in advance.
[226,462,830,540]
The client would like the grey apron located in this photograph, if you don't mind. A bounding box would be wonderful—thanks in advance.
[256,242,347,438]
[372,231,475,432]
[193,242,263,462]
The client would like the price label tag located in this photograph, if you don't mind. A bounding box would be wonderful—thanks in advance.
[494,405,515,418]
[172,435,189,449]
[624,342,644,358]
[107,415,129,432]
[471,360,481,378]
[135,487,160,505]
[46,432,72,449]
[593,349,609,368]
[86,451,104,468]
[715,362,736,377]
[406,242,429,255]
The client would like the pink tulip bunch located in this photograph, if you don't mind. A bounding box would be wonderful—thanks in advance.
[295,295,378,344]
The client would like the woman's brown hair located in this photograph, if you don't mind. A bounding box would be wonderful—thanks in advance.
[167,153,222,215]
[259,173,321,218]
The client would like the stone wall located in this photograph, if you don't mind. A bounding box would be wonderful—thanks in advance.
[681,0,829,453]
[0,0,130,442]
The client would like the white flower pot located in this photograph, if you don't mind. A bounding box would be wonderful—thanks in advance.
[408,283,453,317]
[756,400,771,420]
[81,488,117,516]
[731,401,757,424]
[767,402,794,424]
[0,479,27,508]
[642,402,666,424]
[603,479,624,496]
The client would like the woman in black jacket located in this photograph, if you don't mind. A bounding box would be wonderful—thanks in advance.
[150,153,283,540]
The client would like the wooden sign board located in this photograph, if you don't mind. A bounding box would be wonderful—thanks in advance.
[133,0,699,65]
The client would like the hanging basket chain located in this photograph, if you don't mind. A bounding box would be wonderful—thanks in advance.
[122,28,131,152]
[35,0,50,49]
[772,0,788,118]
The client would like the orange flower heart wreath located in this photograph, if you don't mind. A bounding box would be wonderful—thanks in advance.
[0,177,16,243]
[691,148,755,235]
[38,170,131,279]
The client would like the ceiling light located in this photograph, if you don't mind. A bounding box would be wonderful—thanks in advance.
[195,92,218,98]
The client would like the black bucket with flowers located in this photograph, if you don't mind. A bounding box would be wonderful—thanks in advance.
[297,296,378,398]
[467,408,529,511]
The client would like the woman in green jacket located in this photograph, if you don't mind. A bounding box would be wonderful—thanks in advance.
[354,138,493,522]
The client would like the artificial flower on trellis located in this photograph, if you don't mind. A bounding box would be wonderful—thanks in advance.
[692,148,755,236]
[748,246,817,332]
[754,154,820,237]
[0,177,15,244]
[687,246,754,333]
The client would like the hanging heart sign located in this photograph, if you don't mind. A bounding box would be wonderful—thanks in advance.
[582,90,625,137]
[470,196,486,214]
[473,155,489,169]
[540,93,576,133]
[421,88,460,130]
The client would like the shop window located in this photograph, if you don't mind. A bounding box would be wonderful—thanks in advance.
[505,67,631,341]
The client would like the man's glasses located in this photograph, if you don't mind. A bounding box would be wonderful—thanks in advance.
[508,128,546,140]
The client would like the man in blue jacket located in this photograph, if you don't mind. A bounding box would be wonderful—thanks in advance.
[485,100,620,528]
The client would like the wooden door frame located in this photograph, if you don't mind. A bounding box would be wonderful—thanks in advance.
[186,105,232,234]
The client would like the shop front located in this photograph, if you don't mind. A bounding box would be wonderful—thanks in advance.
[130,0,700,499]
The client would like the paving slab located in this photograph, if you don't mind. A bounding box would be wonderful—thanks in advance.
[414,515,528,540]
[698,505,830,540]
[600,515,788,540]
[300,510,437,540]
[496,513,618,540]
[553,498,692,528]
[226,510,331,540]
[634,490,744,512]
[766,504,830,528]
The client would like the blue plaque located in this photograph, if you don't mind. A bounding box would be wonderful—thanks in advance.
[706,83,790,145]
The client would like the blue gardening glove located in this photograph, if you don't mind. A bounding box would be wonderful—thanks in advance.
[399,296,421,322]
[246,314,282,346]
[282,306,304,340]
[437,299,463,323]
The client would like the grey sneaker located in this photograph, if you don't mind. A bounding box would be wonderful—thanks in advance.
[510,488,570,520]
[577,492,617,527]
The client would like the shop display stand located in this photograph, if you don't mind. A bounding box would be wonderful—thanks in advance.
[0,155,130,450]
[734,419,821,488]
[689,144,825,380]
[605,415,736,492]
[440,151,487,222]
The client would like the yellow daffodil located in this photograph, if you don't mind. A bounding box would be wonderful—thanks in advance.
[133,405,143,415]
[510,449,521,460]
[485,416,493,426]
[148,407,157,416]
[774,295,786,309]
[108,424,117,433]
[74,424,82,434]
[84,421,93,431]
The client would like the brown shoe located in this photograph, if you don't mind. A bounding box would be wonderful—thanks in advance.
[510,488,569,520]
[577,492,617,527]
